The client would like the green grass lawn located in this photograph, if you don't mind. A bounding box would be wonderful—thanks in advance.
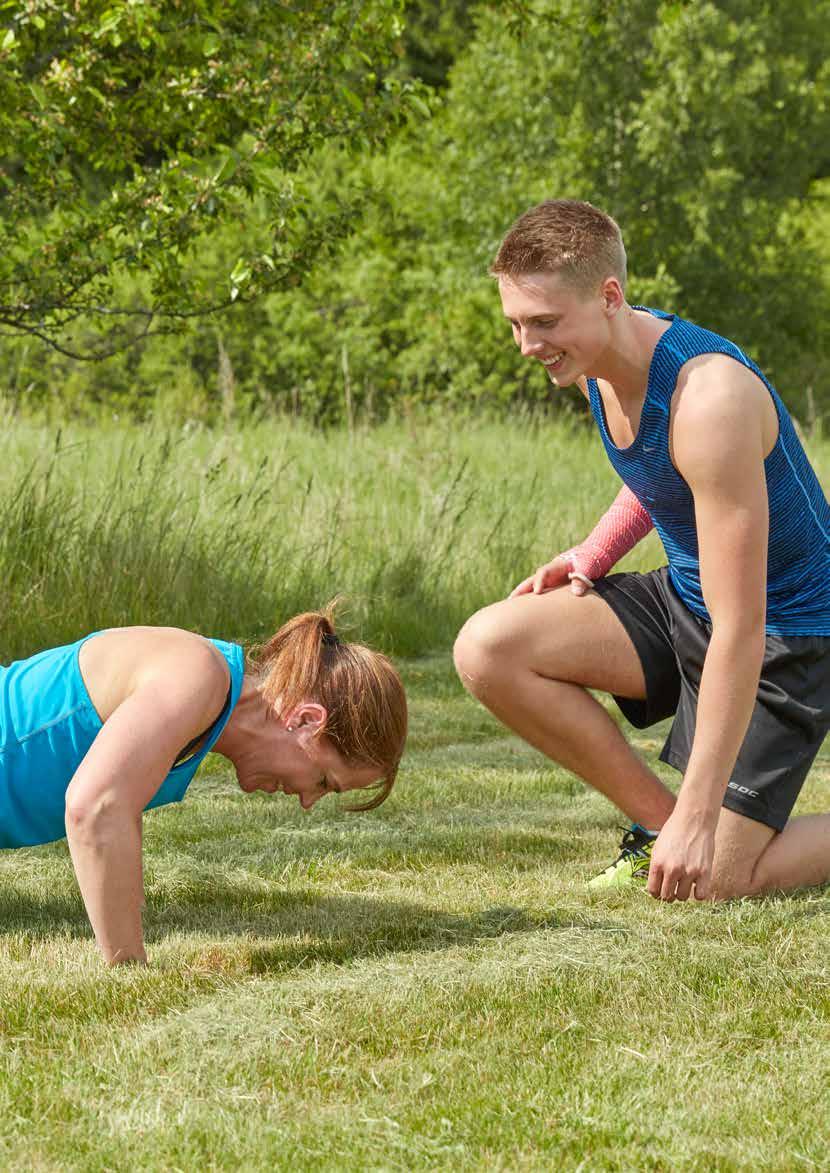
[1,653,827,1171]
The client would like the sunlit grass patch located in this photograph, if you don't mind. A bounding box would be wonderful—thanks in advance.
[0,419,827,1169]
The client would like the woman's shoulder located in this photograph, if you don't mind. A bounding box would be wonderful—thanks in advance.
[79,627,232,725]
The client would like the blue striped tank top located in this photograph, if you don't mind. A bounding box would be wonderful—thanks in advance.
[0,633,245,848]
[587,308,830,636]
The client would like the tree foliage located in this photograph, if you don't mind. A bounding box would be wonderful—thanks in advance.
[398,0,477,88]
[236,0,830,422]
[1,0,829,422]
[0,0,417,354]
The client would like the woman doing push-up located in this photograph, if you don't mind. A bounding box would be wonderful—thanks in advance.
[0,609,407,964]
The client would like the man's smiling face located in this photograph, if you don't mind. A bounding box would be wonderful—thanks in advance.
[498,270,617,387]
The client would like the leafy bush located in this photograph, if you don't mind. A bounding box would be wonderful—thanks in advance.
[1,1,828,424]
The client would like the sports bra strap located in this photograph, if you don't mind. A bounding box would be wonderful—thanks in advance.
[172,684,233,767]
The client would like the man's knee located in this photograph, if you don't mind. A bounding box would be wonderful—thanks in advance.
[707,810,775,900]
[454,602,526,698]
[706,867,751,902]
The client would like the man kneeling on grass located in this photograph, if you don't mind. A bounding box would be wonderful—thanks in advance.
[454,199,830,902]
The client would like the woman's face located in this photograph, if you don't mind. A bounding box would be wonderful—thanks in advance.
[237,702,383,810]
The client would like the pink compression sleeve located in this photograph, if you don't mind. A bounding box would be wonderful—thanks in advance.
[563,485,654,586]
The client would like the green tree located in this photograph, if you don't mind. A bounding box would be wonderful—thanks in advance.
[4,0,829,423]
[425,0,830,412]
[399,0,477,88]
[227,0,830,421]
[0,0,418,355]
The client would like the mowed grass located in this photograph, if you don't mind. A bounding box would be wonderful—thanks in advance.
[0,417,827,1169]
[0,658,827,1170]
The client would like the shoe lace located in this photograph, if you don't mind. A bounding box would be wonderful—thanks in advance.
[612,825,652,865]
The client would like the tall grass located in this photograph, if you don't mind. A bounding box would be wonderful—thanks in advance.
[0,412,668,659]
[2,414,827,661]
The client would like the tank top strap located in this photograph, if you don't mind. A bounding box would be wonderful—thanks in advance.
[144,639,245,810]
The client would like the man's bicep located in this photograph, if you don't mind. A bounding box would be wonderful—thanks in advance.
[672,381,769,627]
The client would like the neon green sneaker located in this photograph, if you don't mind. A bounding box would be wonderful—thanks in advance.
[588,824,658,890]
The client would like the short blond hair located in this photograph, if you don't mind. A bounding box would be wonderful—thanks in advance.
[491,199,627,294]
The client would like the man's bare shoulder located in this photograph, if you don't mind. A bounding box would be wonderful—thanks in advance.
[671,353,777,458]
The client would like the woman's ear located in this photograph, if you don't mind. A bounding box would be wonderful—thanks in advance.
[282,702,327,733]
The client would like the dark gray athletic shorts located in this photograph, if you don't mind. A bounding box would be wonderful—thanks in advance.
[593,567,830,831]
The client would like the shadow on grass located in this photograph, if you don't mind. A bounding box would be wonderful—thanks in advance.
[0,882,625,974]
[161,889,632,976]
[1,872,825,976]
[167,815,594,874]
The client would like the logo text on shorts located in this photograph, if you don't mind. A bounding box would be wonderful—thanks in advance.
[727,781,760,799]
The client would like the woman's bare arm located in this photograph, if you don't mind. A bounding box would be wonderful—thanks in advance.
[65,639,229,963]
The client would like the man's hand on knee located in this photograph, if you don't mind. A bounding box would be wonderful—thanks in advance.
[509,554,591,598]
[510,485,653,600]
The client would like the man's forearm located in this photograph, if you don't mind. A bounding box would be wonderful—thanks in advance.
[675,625,766,822]
[564,484,653,584]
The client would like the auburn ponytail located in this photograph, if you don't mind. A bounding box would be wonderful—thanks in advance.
[250,605,407,811]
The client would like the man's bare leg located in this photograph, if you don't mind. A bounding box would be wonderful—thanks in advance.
[453,588,676,830]
[711,808,830,898]
[754,814,830,891]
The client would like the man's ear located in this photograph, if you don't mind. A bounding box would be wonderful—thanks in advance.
[601,276,625,316]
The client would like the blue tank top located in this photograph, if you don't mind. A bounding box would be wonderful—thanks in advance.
[0,634,245,848]
[587,308,830,636]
